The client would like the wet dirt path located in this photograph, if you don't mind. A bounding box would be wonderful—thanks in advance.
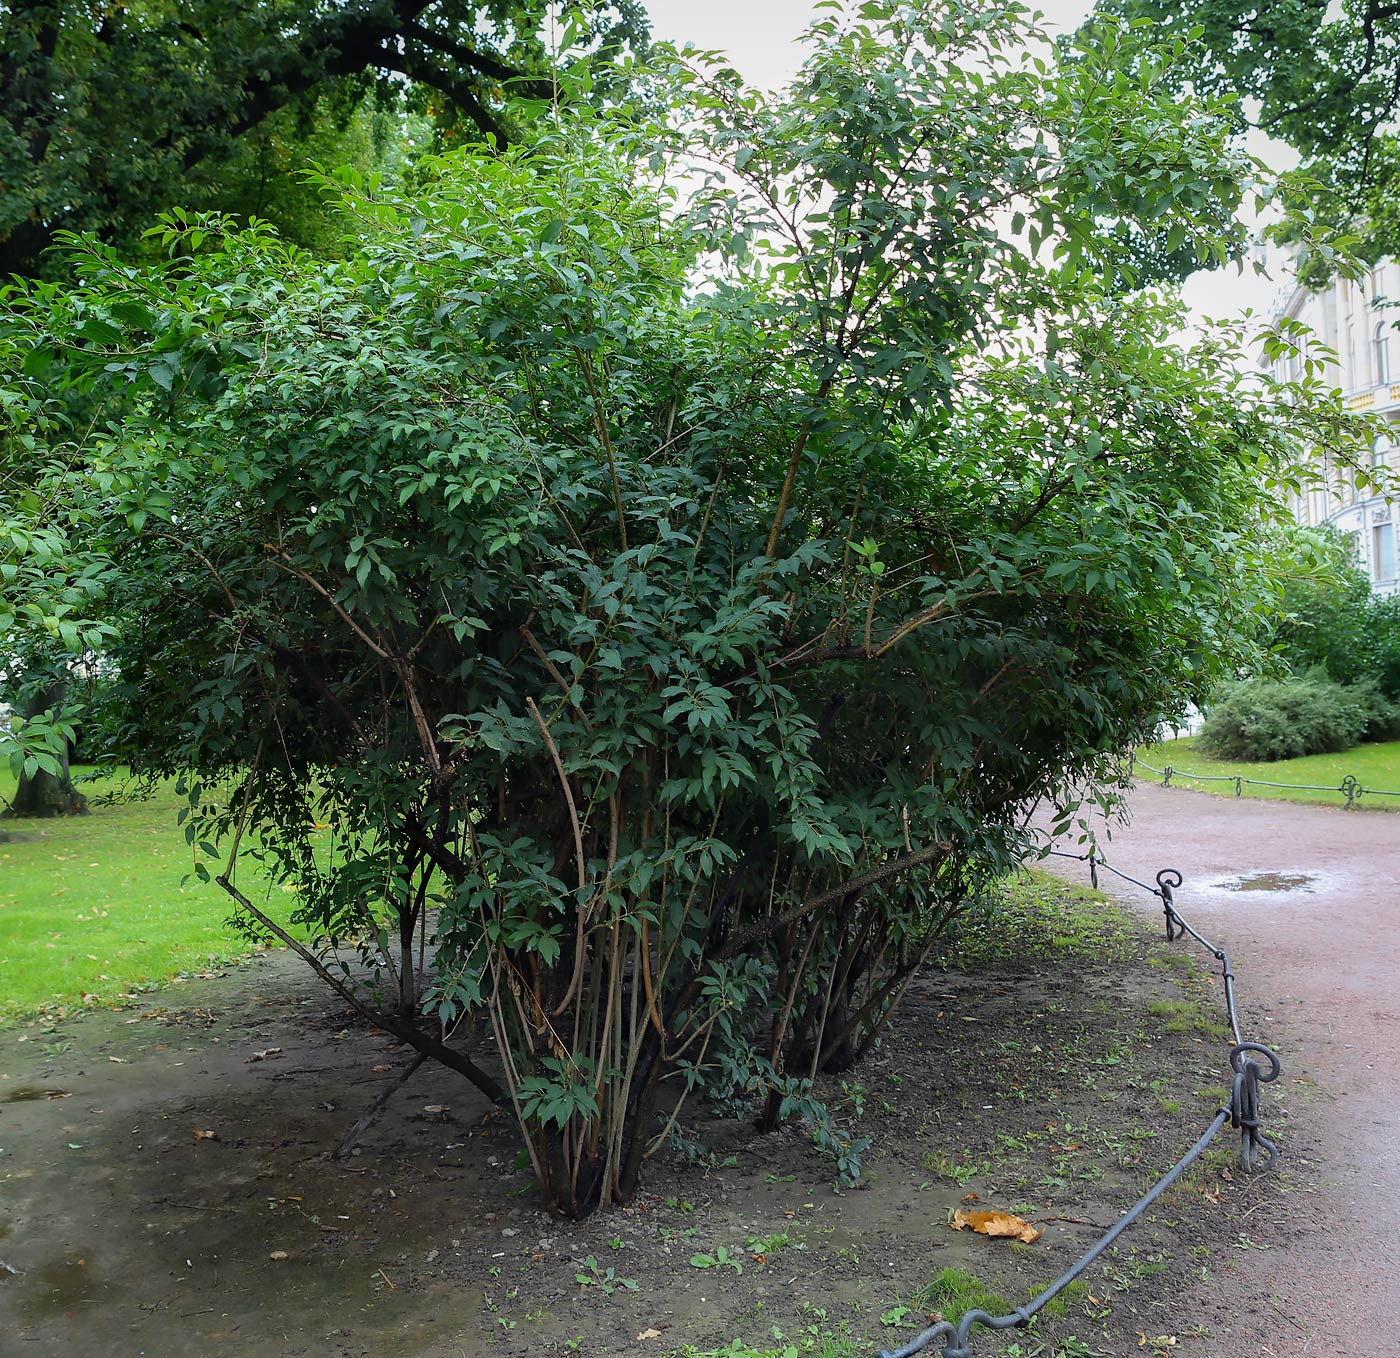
[1039,780,1400,1357]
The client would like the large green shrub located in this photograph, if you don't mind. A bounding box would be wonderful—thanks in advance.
[1199,671,1400,761]
[0,2,1370,1216]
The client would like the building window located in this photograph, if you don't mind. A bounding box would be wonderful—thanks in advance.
[1376,521,1397,581]
[1376,322,1392,384]
[1376,434,1393,468]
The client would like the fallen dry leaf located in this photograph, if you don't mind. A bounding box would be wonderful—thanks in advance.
[192,1128,219,1141]
[422,1104,449,1114]
[245,1048,283,1063]
[960,1192,979,1203]
[108,1056,128,1064]
[950,1208,1043,1244]
[372,1064,392,1073]
[1138,1336,1177,1349]
[637,1328,664,1341]
[269,1250,289,1261]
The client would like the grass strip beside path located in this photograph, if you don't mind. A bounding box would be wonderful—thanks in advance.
[0,769,269,1021]
[1136,736,1400,811]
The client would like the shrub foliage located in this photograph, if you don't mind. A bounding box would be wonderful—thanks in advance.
[1199,671,1400,762]
[0,1,1369,1214]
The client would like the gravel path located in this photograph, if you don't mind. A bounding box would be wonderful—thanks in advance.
[1039,780,1400,1357]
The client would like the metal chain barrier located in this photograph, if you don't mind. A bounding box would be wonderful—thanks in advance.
[1135,753,1400,808]
[874,852,1282,1358]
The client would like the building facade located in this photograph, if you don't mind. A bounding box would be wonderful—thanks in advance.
[1266,261,1399,595]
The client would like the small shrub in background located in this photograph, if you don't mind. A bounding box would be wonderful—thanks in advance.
[1198,671,1400,761]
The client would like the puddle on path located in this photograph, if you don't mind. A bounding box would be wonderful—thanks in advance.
[22,1254,100,1316]
[1212,871,1316,893]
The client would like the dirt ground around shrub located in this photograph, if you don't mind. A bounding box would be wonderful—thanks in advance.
[0,878,1302,1358]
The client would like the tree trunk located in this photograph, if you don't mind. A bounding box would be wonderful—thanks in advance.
[6,679,86,818]
[397,906,418,1015]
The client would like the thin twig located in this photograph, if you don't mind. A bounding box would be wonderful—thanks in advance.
[332,1053,429,1160]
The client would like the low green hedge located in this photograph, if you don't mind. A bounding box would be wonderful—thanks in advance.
[1198,672,1400,762]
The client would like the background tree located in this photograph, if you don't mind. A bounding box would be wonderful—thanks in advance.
[1273,526,1400,698]
[0,300,115,814]
[1086,0,1400,271]
[0,0,648,277]
[2,649,85,817]
[1,0,1369,1215]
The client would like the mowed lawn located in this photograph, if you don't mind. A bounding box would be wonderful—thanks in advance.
[0,769,271,1021]
[1136,737,1400,811]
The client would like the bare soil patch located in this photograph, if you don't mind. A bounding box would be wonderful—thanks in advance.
[0,878,1300,1358]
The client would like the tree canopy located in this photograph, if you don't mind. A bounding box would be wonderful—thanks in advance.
[0,0,1371,1215]
[1088,0,1400,269]
[0,0,648,276]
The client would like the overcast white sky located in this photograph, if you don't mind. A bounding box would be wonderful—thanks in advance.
[645,0,1094,83]
[642,0,1292,326]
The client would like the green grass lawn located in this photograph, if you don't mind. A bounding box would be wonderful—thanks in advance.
[1135,736,1400,811]
[0,768,272,1022]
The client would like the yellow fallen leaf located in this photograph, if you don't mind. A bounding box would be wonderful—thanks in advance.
[637,1329,664,1341]
[950,1208,1043,1244]
[192,1128,219,1141]
[1139,1336,1177,1348]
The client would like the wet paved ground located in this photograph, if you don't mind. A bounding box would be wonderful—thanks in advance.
[1039,780,1400,1356]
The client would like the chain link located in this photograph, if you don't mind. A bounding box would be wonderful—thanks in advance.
[1134,753,1400,807]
